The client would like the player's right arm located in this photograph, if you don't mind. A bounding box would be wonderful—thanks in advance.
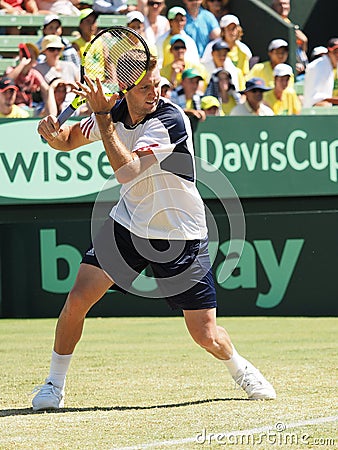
[37,116,92,151]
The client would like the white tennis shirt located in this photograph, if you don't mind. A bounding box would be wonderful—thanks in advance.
[80,98,208,240]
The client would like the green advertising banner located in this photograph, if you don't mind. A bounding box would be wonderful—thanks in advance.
[0,117,337,318]
[1,206,336,317]
[0,116,338,205]
[195,116,338,198]
[0,119,116,205]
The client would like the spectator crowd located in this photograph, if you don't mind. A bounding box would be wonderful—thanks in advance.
[0,0,337,120]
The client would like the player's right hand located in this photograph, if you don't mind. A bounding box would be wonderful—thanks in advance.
[38,115,60,141]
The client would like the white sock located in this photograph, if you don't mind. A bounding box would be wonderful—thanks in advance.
[47,350,72,389]
[223,346,247,377]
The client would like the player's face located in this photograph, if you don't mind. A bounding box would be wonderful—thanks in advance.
[126,67,161,118]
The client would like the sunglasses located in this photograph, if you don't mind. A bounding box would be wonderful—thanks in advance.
[148,1,163,5]
[208,0,222,2]
[172,45,186,50]
[249,88,263,93]
[46,47,62,52]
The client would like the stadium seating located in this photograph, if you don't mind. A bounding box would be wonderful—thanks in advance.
[0,14,128,66]
[0,14,127,31]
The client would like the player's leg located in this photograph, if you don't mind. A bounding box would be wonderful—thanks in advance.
[54,263,113,355]
[183,308,276,400]
[32,263,112,411]
[183,308,233,359]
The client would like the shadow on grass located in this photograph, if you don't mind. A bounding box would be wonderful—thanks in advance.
[1,397,248,417]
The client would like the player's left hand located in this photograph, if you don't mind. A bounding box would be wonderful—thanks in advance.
[73,76,120,115]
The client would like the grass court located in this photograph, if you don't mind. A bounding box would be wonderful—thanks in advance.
[0,317,337,449]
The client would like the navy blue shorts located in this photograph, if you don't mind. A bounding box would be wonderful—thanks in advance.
[81,219,217,311]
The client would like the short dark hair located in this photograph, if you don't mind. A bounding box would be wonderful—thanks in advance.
[116,51,157,84]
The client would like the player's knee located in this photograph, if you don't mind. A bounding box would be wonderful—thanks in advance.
[194,333,219,352]
[65,286,94,315]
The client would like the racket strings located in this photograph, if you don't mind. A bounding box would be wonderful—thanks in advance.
[83,29,149,94]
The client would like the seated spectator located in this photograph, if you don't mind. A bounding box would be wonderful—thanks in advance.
[230,77,274,116]
[35,0,81,15]
[126,11,145,36]
[143,0,170,47]
[202,14,252,78]
[170,68,206,125]
[203,40,245,91]
[5,42,51,115]
[0,0,38,14]
[0,0,40,34]
[156,7,199,70]
[93,0,135,15]
[0,76,30,118]
[36,15,80,68]
[303,37,338,108]
[202,0,230,24]
[160,76,172,98]
[201,95,224,115]
[182,0,220,58]
[34,35,79,109]
[160,35,208,89]
[270,0,308,76]
[310,46,328,62]
[247,39,294,89]
[263,63,301,115]
[72,9,99,59]
[37,77,89,117]
[204,67,240,115]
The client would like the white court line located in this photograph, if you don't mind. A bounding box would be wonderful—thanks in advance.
[113,415,338,450]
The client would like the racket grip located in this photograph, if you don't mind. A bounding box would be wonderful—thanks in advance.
[57,104,77,126]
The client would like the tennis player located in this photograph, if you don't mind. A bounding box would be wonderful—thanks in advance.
[33,56,276,410]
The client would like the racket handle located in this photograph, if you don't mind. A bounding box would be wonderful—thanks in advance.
[57,104,77,126]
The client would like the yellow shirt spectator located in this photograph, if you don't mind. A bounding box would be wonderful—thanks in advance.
[248,39,294,88]
[227,44,250,77]
[0,77,30,118]
[263,63,300,115]
[0,104,30,118]
[264,89,301,115]
[160,34,209,88]
[248,60,294,89]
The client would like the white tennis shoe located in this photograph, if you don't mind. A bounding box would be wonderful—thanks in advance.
[32,380,64,411]
[233,361,276,400]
